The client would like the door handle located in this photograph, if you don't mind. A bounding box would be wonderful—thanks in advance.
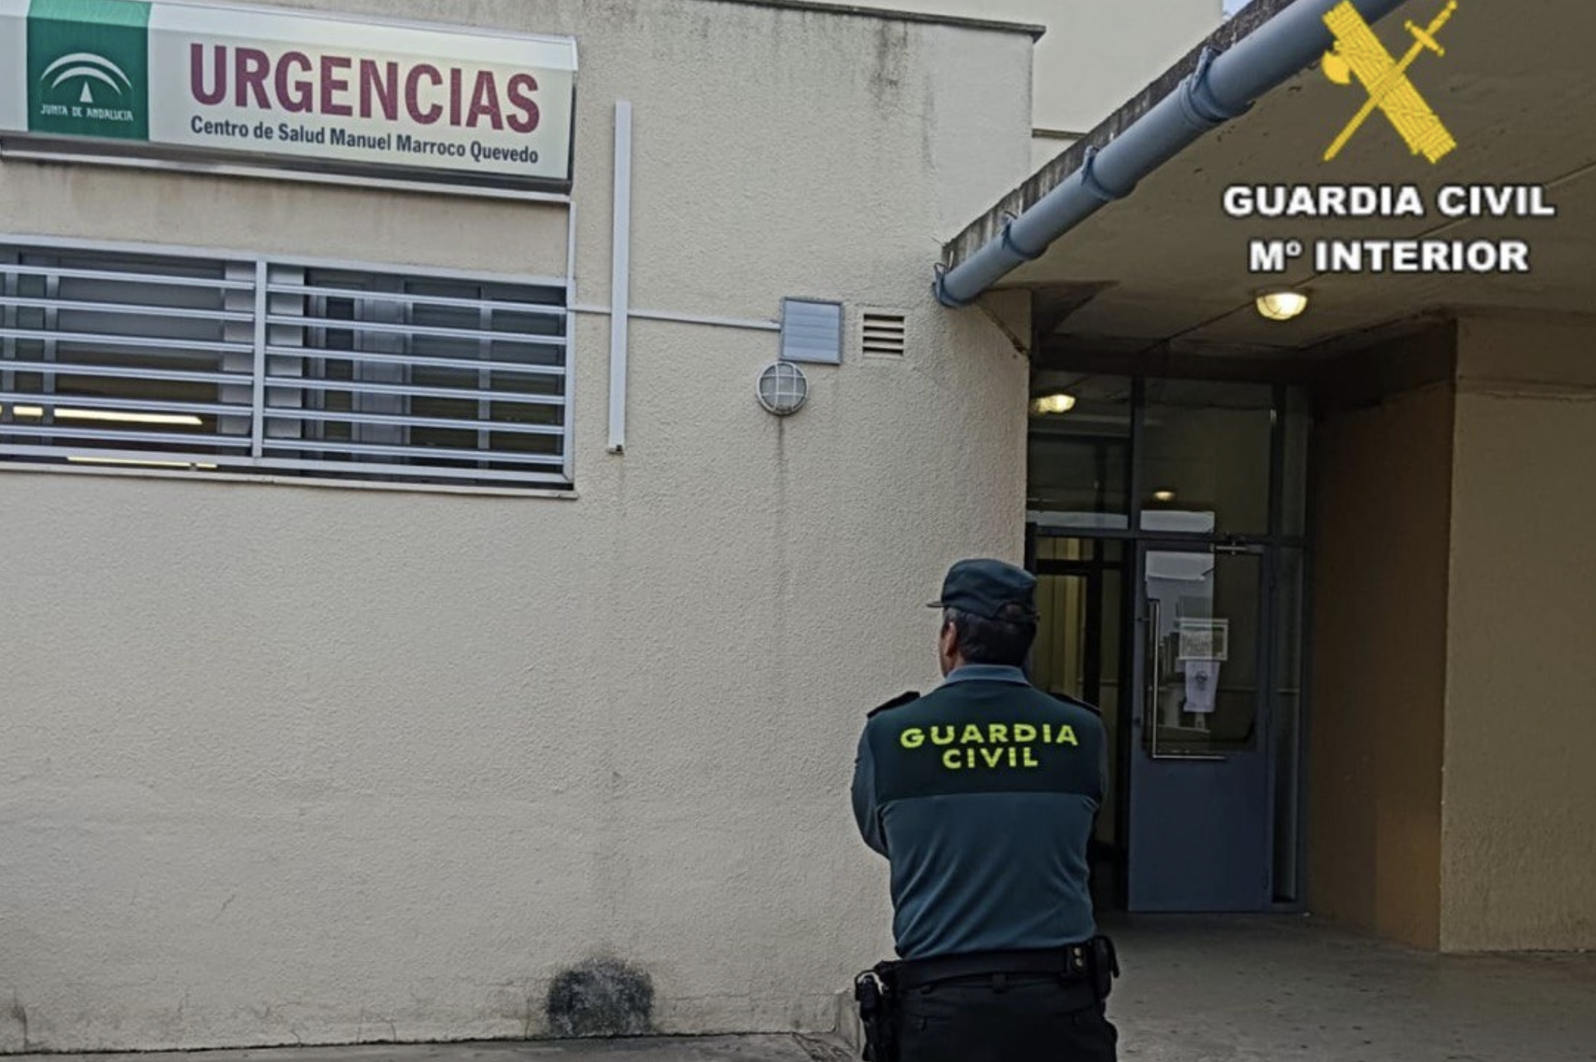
[1144,598,1161,760]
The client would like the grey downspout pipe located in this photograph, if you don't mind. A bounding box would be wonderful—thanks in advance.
[933,0,1414,307]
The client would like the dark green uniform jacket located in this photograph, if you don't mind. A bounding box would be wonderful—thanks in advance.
[851,663,1106,960]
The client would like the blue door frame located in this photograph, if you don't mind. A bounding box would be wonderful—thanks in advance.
[1126,542,1273,912]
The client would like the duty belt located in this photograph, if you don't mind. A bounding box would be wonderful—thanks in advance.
[893,944,1089,991]
[851,938,1118,1061]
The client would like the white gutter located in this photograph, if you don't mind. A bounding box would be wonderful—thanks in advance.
[934,0,1418,307]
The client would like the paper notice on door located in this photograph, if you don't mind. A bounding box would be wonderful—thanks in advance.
[1184,660,1220,714]
[1177,618,1229,662]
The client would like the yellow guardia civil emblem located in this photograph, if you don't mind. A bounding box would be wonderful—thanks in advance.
[1321,0,1459,163]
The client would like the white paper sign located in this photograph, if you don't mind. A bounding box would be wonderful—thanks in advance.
[1177,618,1229,662]
[1184,660,1220,715]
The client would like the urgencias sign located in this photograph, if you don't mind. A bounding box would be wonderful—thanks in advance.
[0,0,578,191]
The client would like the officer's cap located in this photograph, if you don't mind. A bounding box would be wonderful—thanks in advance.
[927,558,1038,622]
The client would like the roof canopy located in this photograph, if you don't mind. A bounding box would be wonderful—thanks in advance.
[944,0,1595,364]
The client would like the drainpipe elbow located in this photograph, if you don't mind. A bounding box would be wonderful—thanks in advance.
[933,265,971,309]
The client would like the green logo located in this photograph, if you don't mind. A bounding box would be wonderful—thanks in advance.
[27,0,150,141]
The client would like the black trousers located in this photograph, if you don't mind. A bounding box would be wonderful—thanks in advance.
[895,974,1117,1062]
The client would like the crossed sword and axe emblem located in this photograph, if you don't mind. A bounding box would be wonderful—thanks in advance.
[1320,0,1460,164]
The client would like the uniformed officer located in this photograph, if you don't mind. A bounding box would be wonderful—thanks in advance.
[850,558,1117,1062]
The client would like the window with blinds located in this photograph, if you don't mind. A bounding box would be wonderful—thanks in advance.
[0,242,572,488]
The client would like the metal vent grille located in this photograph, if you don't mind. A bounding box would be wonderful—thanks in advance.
[0,241,572,488]
[861,310,907,357]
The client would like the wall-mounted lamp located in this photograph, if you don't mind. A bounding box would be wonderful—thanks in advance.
[757,362,809,416]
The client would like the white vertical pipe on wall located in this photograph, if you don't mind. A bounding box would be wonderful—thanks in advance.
[607,101,633,454]
[562,200,578,482]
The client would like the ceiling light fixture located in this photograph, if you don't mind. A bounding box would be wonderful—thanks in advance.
[67,456,218,470]
[1153,490,1177,503]
[55,408,204,427]
[1256,289,1309,322]
[1030,393,1078,415]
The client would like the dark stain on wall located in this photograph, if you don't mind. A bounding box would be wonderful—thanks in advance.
[545,958,654,1037]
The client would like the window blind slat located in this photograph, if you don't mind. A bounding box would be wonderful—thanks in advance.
[264,376,565,406]
[0,328,252,355]
[2,263,254,291]
[0,360,247,385]
[266,284,565,316]
[0,393,250,418]
[267,315,568,343]
[0,296,255,324]
[269,408,564,436]
[0,425,252,447]
[262,345,566,376]
[262,437,564,466]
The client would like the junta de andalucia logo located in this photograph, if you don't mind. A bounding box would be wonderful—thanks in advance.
[26,0,151,141]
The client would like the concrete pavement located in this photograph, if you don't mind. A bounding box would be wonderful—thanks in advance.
[1105,915,1596,1062]
[0,1036,854,1062]
[10,916,1596,1061]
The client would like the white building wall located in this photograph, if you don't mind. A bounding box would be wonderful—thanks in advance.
[0,0,1034,1051]
[854,0,1223,167]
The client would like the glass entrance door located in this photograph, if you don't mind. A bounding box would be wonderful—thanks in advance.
[1030,537,1127,907]
[1028,376,1311,911]
[1127,544,1271,911]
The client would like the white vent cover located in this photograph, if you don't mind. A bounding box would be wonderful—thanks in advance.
[861,309,907,357]
[780,299,843,365]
